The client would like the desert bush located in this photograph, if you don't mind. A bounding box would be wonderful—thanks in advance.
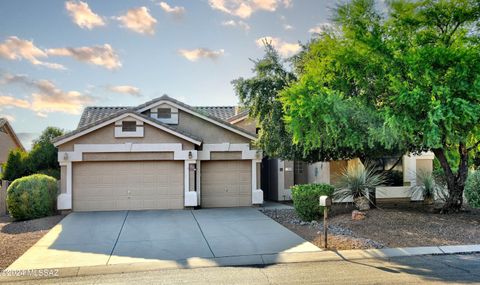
[6,174,58,220]
[291,183,334,221]
[465,171,480,208]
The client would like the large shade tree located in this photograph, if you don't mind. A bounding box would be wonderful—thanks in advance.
[282,0,480,212]
[233,42,403,163]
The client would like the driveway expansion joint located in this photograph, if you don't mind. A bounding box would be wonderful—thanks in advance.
[190,210,215,258]
[107,210,129,265]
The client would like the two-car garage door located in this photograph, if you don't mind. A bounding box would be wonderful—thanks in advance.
[72,160,252,211]
[73,161,183,211]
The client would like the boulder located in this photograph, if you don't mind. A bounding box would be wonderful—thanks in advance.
[352,210,366,221]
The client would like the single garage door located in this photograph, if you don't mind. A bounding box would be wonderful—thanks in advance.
[73,161,183,211]
[201,160,251,207]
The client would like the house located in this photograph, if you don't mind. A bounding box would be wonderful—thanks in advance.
[225,111,435,202]
[0,118,25,176]
[53,95,263,212]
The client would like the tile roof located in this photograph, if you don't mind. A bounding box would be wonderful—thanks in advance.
[54,110,203,145]
[61,95,257,145]
[226,110,249,122]
[195,106,236,120]
[78,104,238,128]
[78,106,131,128]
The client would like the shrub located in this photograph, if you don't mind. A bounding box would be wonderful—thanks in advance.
[6,174,58,220]
[291,183,335,221]
[36,168,61,180]
[465,171,480,208]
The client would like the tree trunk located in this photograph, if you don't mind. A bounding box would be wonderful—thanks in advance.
[432,145,468,213]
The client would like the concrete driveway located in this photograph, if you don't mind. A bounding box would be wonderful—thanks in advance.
[8,208,320,270]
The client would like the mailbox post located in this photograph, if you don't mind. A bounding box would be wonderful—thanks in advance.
[319,195,332,249]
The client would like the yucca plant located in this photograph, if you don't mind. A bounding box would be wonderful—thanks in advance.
[334,163,387,210]
[411,170,445,205]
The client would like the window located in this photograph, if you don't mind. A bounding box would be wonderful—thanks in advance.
[122,121,136,132]
[157,108,171,119]
[294,161,304,174]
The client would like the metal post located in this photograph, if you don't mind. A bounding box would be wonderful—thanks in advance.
[323,206,328,249]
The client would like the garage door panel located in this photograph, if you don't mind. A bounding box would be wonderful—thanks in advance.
[201,160,251,208]
[73,161,183,211]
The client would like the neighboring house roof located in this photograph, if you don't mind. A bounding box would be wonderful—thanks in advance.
[55,95,257,146]
[53,110,203,146]
[0,118,25,151]
[195,106,236,120]
[226,110,250,123]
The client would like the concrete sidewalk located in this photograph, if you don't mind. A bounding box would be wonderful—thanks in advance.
[1,244,480,282]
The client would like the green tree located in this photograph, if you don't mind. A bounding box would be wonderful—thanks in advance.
[282,0,480,212]
[27,127,64,178]
[232,43,401,162]
[232,44,311,161]
[2,149,28,181]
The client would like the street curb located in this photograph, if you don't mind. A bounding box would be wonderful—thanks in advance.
[1,244,480,283]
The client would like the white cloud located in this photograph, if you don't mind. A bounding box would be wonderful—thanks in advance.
[0,36,65,70]
[255,36,300,57]
[47,44,121,70]
[222,20,250,31]
[0,95,30,109]
[117,7,157,35]
[178,48,225,62]
[283,24,293,30]
[158,2,185,18]
[108,85,141,96]
[1,74,94,115]
[209,0,290,18]
[65,0,105,29]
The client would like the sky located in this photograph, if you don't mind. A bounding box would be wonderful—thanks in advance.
[0,0,335,148]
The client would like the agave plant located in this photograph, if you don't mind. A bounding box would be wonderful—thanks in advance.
[411,170,445,205]
[334,163,387,210]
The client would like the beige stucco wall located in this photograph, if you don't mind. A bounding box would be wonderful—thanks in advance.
[83,152,174,161]
[58,123,195,151]
[232,117,257,134]
[210,151,242,160]
[177,110,251,144]
[0,129,21,163]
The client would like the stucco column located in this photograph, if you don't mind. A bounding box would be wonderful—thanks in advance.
[184,159,198,207]
[252,159,263,205]
[57,161,72,210]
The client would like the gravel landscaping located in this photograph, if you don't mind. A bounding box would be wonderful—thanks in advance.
[262,203,480,250]
[0,214,65,270]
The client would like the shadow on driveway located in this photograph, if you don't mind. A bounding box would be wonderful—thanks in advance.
[8,208,319,270]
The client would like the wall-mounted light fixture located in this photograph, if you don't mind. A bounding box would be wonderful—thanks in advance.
[63,153,69,160]
[188,151,193,159]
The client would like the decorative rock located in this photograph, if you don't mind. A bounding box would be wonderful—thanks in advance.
[352,210,366,221]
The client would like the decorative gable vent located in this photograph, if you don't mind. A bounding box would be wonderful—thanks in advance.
[148,103,178,124]
[114,117,144,137]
